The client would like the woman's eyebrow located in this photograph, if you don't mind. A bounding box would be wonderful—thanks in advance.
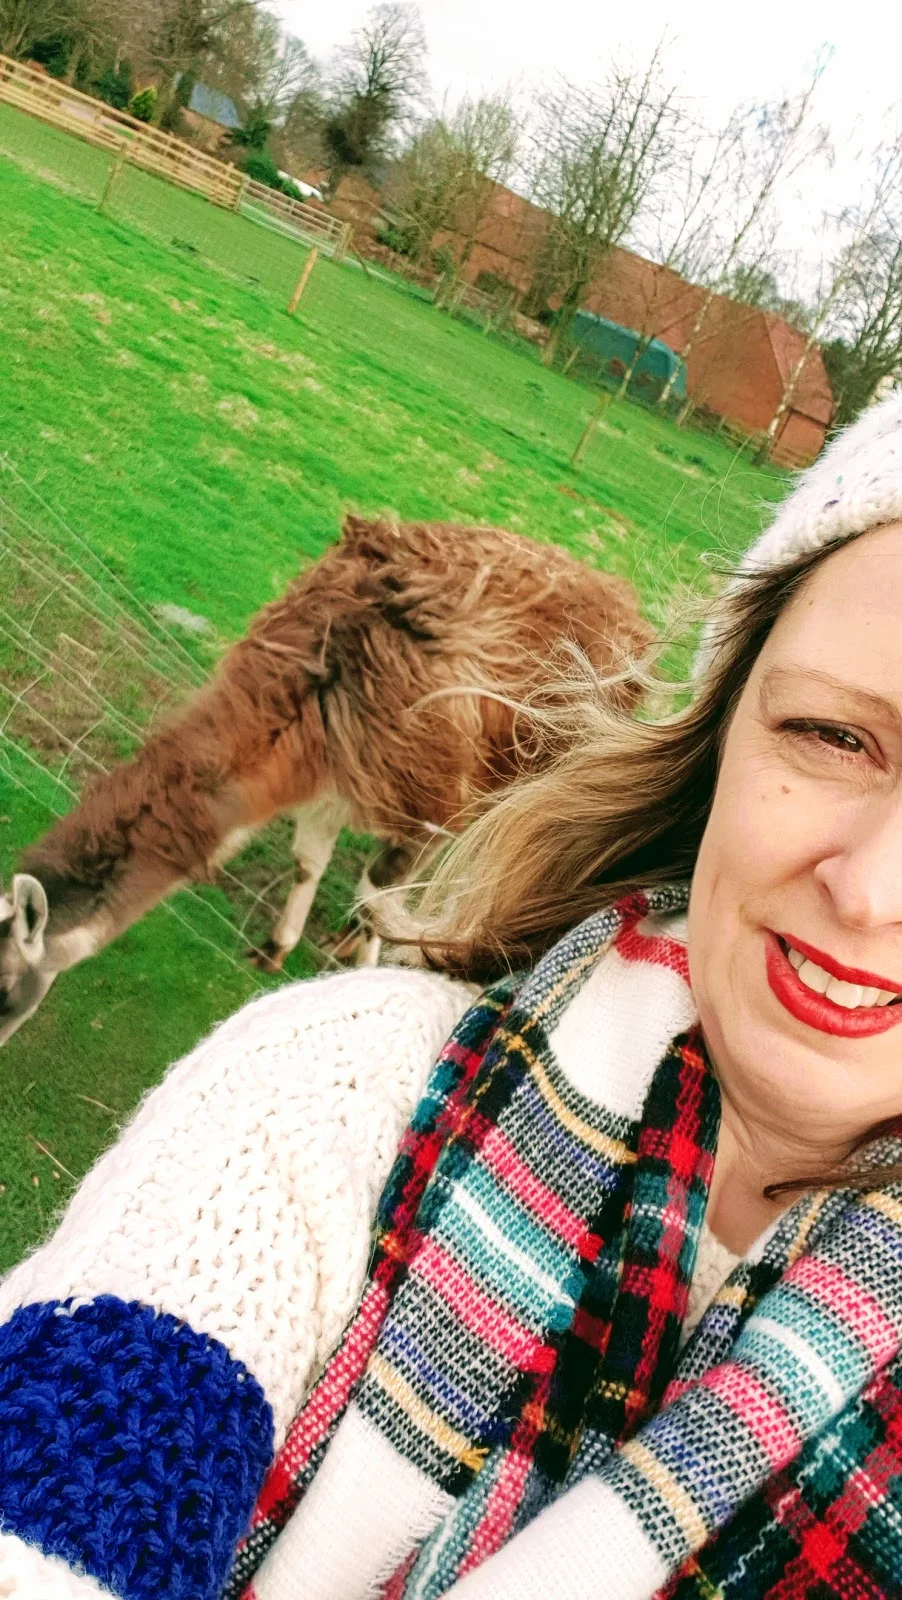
[759,666,902,728]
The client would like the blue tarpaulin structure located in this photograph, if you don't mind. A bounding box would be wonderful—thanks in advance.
[187,81,241,130]
[569,311,687,403]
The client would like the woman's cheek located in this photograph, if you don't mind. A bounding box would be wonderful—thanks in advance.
[711,759,802,884]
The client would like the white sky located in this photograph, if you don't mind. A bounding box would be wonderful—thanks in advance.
[275,0,902,281]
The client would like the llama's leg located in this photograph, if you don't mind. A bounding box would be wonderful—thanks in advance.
[352,841,426,967]
[246,803,342,972]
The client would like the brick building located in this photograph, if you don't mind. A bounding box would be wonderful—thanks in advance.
[331,174,834,464]
[581,249,832,464]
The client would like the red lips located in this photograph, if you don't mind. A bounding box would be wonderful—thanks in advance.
[765,932,902,1038]
[774,933,902,996]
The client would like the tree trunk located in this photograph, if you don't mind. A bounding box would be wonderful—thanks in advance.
[541,319,564,367]
[674,395,695,428]
[152,74,178,127]
[615,335,653,402]
[754,336,818,464]
[65,43,84,86]
[541,284,583,368]
[615,354,638,401]
[571,390,613,467]
[657,285,715,409]
[0,8,30,55]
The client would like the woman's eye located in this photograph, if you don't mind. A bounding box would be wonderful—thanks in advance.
[783,719,866,756]
[814,725,864,753]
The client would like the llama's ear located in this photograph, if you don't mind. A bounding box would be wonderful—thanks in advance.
[341,512,378,539]
[11,874,49,965]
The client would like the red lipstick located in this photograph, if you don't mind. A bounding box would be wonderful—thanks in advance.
[765,932,902,1037]
[774,934,902,996]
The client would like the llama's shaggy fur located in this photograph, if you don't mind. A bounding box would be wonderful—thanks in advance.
[1,515,652,1037]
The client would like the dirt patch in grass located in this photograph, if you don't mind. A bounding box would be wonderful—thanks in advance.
[216,394,260,429]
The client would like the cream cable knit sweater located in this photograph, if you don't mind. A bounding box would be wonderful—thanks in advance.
[0,953,742,1600]
[0,967,476,1455]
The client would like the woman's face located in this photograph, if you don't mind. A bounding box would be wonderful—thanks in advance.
[689,523,902,1140]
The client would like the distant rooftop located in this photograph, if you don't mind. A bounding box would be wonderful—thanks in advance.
[187,81,240,129]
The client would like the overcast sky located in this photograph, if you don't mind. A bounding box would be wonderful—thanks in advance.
[275,0,902,279]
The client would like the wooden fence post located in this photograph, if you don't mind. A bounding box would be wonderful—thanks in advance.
[287,246,319,314]
[98,139,127,215]
[570,390,613,469]
[232,172,249,214]
[332,223,351,265]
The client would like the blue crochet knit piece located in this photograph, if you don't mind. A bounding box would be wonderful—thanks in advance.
[0,1295,273,1600]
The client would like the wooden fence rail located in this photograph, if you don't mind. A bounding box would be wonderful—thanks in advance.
[240,177,350,259]
[0,54,244,207]
[0,52,355,257]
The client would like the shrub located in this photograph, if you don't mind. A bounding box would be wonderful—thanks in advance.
[475,270,513,298]
[94,61,133,110]
[29,35,69,78]
[128,86,157,123]
[431,244,455,278]
[375,223,418,257]
[229,112,272,153]
[241,151,300,197]
[242,151,282,187]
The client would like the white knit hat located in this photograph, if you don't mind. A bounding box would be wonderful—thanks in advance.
[739,389,902,573]
[698,390,902,671]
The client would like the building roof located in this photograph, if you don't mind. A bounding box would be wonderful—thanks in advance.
[187,81,241,130]
[764,313,833,425]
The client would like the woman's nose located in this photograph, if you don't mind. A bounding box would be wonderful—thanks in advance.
[814,794,902,929]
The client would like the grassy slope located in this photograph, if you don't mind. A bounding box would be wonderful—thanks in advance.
[0,129,787,1269]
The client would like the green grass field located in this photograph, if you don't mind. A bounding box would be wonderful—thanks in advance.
[0,109,789,1271]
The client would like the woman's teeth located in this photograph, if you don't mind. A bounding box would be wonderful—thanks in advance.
[785,945,898,1009]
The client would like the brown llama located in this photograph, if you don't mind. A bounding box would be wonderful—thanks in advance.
[0,514,654,1045]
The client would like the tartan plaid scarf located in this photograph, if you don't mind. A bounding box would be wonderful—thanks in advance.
[229,886,902,1600]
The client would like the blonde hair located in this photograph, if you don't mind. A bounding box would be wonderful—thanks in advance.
[404,531,902,1196]
[410,538,844,982]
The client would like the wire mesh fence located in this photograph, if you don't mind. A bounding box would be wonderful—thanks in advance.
[0,97,110,203]
[0,99,348,312]
[0,459,350,979]
[0,93,557,411]
[108,158,317,305]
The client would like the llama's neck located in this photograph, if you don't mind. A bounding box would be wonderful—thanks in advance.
[16,667,323,968]
[20,832,187,971]
[19,722,240,961]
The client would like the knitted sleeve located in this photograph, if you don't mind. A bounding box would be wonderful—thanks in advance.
[0,965,475,1600]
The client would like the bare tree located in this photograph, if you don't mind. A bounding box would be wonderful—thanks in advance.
[717,261,811,329]
[822,230,902,426]
[138,0,256,126]
[656,65,830,412]
[244,22,317,120]
[386,90,519,268]
[275,90,326,174]
[48,0,125,83]
[0,0,132,77]
[446,92,520,267]
[0,0,67,58]
[384,117,458,260]
[524,49,680,368]
[195,0,257,99]
[58,0,124,84]
[605,115,745,404]
[757,138,902,459]
[200,6,315,120]
[324,1,427,181]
